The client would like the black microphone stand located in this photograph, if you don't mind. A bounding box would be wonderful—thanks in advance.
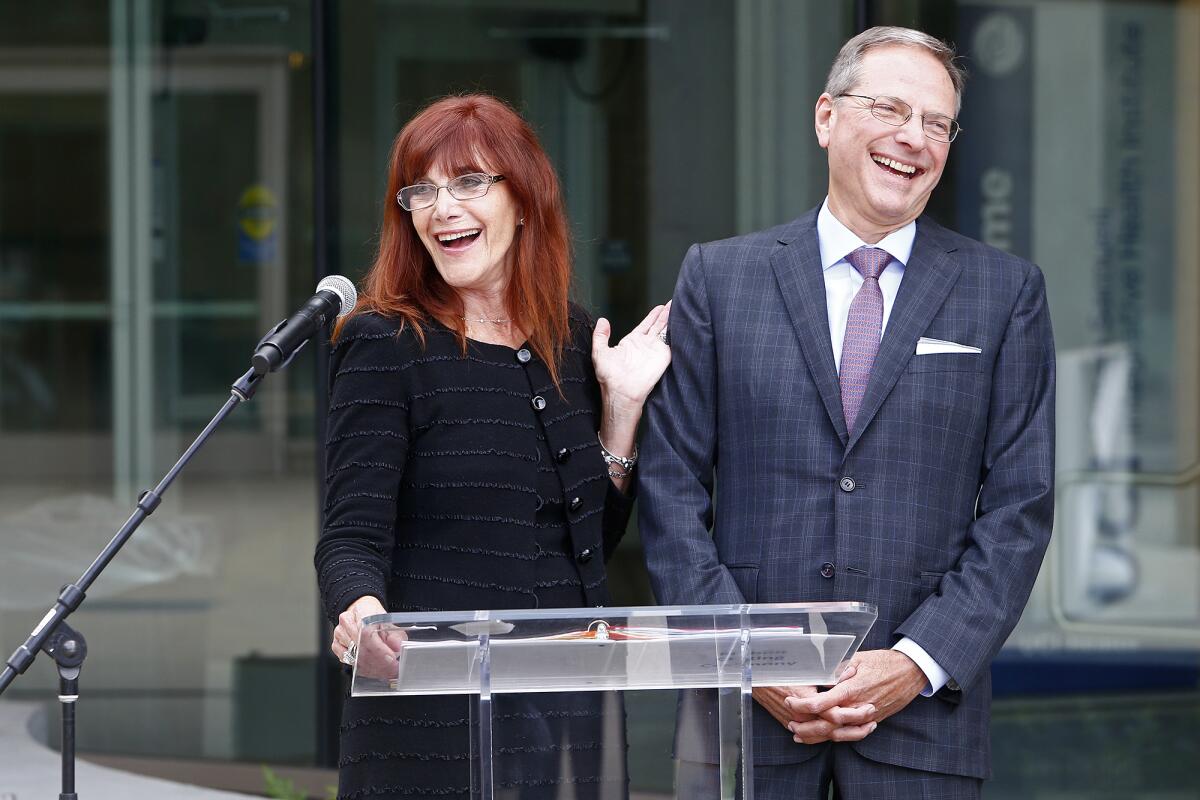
[0,366,267,799]
[43,621,86,800]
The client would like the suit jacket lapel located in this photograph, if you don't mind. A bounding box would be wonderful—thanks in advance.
[845,216,963,452]
[770,211,848,444]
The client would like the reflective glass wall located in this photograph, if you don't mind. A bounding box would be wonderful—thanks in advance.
[0,1,1197,797]
[932,2,1200,797]
[0,0,324,781]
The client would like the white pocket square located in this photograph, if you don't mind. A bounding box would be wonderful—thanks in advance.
[915,337,981,355]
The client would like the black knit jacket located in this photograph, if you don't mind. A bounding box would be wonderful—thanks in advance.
[315,307,634,621]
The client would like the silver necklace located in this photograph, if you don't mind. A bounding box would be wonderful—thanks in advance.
[462,315,510,324]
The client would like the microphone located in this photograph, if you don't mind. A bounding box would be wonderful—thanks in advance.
[251,275,357,375]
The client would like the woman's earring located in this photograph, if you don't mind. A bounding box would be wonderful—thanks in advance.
[518,217,525,226]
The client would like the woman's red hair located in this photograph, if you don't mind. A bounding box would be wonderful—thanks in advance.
[337,94,573,388]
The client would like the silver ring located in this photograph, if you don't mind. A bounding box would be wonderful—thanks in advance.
[341,641,358,666]
[657,329,669,346]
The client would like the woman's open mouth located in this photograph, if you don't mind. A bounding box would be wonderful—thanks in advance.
[436,229,482,251]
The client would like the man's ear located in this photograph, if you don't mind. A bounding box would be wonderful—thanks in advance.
[815,93,834,149]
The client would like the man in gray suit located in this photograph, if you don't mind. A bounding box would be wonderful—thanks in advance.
[639,26,1055,799]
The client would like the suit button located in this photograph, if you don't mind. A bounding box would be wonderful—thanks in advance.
[568,496,583,512]
[839,477,856,493]
[556,447,571,463]
[820,562,835,579]
[576,548,593,564]
[516,348,532,364]
[531,395,547,411]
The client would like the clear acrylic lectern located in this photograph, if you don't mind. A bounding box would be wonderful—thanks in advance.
[351,602,876,800]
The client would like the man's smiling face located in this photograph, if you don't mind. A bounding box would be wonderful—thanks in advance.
[815,44,957,242]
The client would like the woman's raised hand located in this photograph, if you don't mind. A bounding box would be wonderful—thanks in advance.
[591,300,672,411]
[590,302,672,492]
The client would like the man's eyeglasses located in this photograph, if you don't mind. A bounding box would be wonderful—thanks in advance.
[396,173,506,211]
[837,94,962,143]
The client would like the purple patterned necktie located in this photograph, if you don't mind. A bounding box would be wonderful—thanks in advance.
[840,246,890,429]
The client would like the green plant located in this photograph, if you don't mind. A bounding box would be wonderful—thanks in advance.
[261,766,305,800]
[260,766,339,800]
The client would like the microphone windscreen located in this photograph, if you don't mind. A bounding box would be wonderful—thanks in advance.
[316,274,358,318]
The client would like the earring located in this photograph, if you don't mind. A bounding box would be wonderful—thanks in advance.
[518,217,525,226]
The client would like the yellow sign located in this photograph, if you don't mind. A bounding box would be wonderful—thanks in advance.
[238,185,277,241]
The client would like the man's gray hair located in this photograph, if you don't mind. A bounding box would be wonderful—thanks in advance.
[825,26,966,114]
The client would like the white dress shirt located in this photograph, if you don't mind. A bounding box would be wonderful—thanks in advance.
[816,198,951,697]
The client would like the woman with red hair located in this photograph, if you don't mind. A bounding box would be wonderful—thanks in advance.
[315,94,669,798]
